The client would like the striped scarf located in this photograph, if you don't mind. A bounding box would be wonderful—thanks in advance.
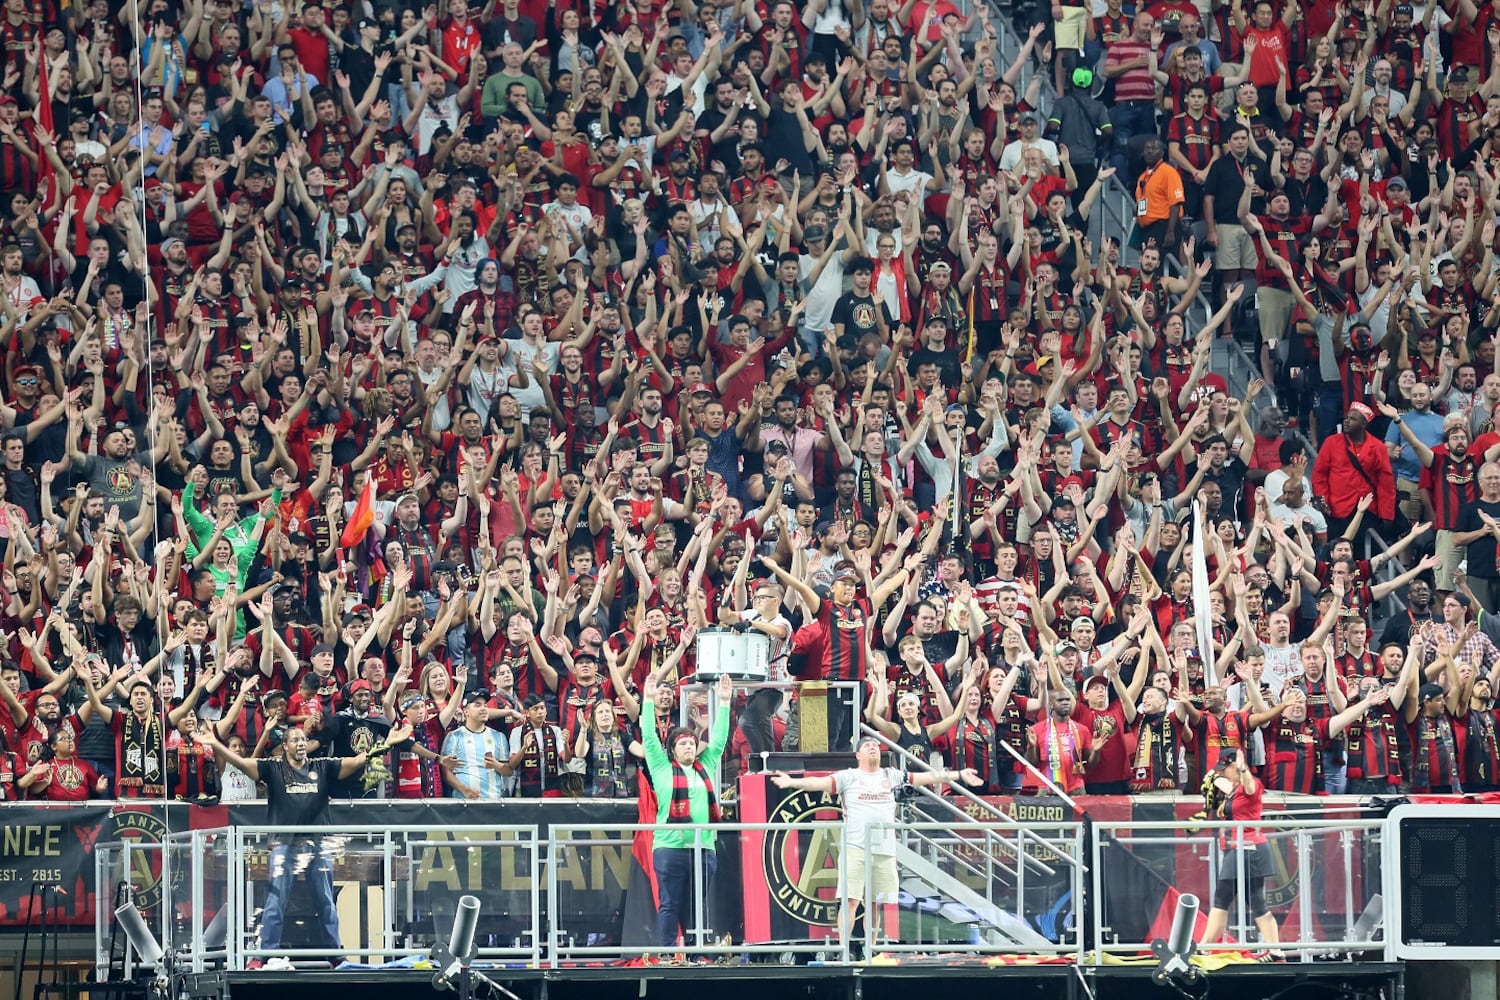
[667,760,720,823]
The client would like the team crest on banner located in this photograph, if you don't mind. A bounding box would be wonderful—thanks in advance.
[110,810,172,910]
[764,789,843,926]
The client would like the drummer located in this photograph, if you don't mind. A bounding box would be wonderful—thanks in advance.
[723,581,793,756]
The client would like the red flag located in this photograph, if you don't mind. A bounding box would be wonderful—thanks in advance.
[339,477,376,548]
[32,53,54,210]
[634,770,661,908]
[36,51,52,134]
[1147,886,1209,945]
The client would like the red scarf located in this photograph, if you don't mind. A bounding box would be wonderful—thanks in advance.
[871,256,911,325]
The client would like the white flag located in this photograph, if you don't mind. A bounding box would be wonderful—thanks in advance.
[1191,501,1217,688]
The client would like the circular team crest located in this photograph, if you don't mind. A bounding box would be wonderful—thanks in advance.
[104,465,134,496]
[851,303,876,328]
[52,762,84,792]
[110,811,172,910]
[763,790,843,926]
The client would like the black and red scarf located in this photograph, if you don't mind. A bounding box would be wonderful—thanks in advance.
[667,760,720,822]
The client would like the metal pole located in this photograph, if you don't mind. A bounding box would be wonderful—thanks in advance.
[191,834,205,973]
[1342,829,1356,944]
[1234,835,1246,947]
[864,823,874,959]
[382,830,395,964]
[545,837,560,966]
[1090,826,1104,964]
[1297,831,1313,961]
[528,827,541,965]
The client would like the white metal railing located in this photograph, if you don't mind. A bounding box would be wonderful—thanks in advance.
[94,813,1400,970]
[116,825,545,972]
[100,818,1090,970]
[868,820,1085,958]
[1091,818,1392,964]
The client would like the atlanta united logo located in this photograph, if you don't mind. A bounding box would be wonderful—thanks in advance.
[764,790,843,926]
[110,811,172,910]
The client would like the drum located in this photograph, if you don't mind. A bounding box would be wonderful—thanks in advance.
[694,627,770,681]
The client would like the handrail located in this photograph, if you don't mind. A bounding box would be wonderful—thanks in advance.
[856,723,1077,871]
[867,820,1086,957]
[1091,817,1392,964]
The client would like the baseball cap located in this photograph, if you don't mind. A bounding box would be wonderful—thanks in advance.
[347,679,373,695]
[803,224,828,242]
[690,382,714,395]
[1081,675,1110,692]
[1347,401,1375,422]
[312,642,336,657]
[1213,749,1241,772]
[1386,176,1408,191]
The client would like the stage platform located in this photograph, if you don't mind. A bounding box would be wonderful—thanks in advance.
[175,959,1406,1000]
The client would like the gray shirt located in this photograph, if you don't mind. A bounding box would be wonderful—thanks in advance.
[74,450,153,519]
[1046,92,1113,161]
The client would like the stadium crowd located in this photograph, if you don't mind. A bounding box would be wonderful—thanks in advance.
[0,0,1496,807]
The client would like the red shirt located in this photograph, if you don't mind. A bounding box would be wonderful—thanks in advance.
[1242,23,1290,87]
[1311,430,1395,520]
[1074,701,1130,784]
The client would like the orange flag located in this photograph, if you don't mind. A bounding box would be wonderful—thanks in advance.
[339,478,376,548]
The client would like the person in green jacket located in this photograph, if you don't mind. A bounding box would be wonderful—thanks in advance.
[642,672,732,949]
[180,470,282,569]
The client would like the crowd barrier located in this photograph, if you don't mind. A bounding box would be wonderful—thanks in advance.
[82,796,1409,973]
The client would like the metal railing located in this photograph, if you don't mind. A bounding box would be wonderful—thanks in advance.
[1090,818,1393,964]
[100,817,1089,970]
[108,825,546,974]
[874,820,1086,958]
[95,811,1405,970]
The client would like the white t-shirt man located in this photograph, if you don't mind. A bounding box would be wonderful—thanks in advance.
[834,766,907,854]
[499,338,560,419]
[1259,643,1303,699]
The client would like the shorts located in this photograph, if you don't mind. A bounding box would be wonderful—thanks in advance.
[1213,224,1257,271]
[1053,6,1088,50]
[1257,287,1294,344]
[841,846,900,904]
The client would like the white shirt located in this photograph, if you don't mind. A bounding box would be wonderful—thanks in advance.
[1260,642,1304,699]
[884,167,932,197]
[693,196,740,252]
[997,138,1060,172]
[542,199,593,250]
[834,766,908,854]
[800,249,846,333]
[499,338,560,419]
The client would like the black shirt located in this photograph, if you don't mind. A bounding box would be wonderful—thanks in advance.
[830,291,889,342]
[259,756,342,826]
[1458,499,1500,578]
[324,711,392,797]
[1204,154,1269,225]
